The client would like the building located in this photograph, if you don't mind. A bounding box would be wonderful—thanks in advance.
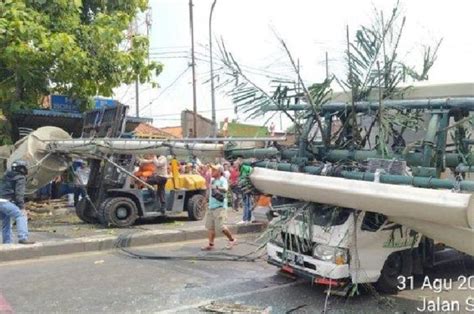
[159,110,215,139]
[181,109,214,138]
[133,123,177,139]
[10,101,151,141]
[160,126,183,139]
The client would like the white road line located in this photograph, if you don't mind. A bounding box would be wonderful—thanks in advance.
[157,280,302,313]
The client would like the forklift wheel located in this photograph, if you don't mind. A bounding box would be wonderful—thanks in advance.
[99,197,139,228]
[187,194,207,221]
[75,198,98,224]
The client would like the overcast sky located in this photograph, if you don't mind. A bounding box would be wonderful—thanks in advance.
[113,0,474,131]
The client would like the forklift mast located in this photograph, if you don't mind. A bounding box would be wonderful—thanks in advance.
[81,103,136,215]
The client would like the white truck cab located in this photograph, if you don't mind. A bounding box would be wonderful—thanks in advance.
[267,204,435,293]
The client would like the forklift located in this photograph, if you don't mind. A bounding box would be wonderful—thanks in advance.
[75,104,207,227]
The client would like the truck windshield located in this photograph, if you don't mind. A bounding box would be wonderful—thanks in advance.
[310,206,352,226]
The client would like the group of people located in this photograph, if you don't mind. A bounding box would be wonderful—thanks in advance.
[0,154,272,248]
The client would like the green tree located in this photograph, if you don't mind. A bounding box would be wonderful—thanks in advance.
[0,0,162,118]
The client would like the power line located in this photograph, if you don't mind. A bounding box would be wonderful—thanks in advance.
[148,106,235,118]
[149,56,189,60]
[149,51,189,55]
[139,66,191,115]
[149,46,189,50]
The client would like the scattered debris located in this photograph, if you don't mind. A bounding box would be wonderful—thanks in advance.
[199,302,271,313]
[26,199,69,214]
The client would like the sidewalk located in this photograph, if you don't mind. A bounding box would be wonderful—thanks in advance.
[0,207,263,263]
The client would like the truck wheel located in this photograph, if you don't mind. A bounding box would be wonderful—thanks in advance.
[75,198,98,224]
[187,194,207,221]
[375,252,403,294]
[99,197,138,227]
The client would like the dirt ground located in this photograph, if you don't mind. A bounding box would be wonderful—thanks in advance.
[25,197,245,240]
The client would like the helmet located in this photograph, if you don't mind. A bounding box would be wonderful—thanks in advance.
[11,160,28,176]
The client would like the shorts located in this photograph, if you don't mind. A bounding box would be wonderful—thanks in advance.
[205,207,227,231]
[253,206,272,222]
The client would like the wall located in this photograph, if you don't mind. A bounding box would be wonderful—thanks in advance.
[181,110,214,138]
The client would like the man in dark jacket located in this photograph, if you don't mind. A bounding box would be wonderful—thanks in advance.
[0,160,34,244]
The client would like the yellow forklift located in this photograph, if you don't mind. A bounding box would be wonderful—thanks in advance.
[75,104,208,227]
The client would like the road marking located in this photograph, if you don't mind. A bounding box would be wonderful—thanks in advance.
[157,280,302,313]
[0,293,13,313]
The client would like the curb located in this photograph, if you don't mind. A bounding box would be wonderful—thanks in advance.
[0,223,264,263]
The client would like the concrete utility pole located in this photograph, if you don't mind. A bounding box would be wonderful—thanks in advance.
[209,0,218,137]
[189,0,198,137]
[325,51,329,80]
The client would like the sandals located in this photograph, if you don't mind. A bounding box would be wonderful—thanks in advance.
[201,243,215,251]
[225,239,237,250]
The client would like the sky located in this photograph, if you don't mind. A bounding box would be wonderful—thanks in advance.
[113,0,474,131]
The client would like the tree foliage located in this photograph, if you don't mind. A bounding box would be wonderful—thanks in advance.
[0,0,162,117]
[217,1,441,154]
[342,1,442,151]
[217,39,333,139]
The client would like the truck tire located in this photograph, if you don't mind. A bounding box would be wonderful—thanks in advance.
[187,194,207,221]
[99,197,138,227]
[75,198,98,224]
[375,252,403,294]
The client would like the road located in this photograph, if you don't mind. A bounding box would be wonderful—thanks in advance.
[0,235,472,313]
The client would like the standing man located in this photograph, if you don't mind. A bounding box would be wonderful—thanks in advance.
[0,160,35,244]
[202,164,236,250]
[73,160,90,207]
[222,117,229,137]
[238,163,253,224]
[229,161,241,212]
[223,163,231,180]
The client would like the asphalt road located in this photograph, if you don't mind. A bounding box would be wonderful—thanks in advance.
[0,236,472,313]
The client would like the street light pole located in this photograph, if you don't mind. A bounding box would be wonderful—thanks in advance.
[209,0,218,137]
[189,0,198,138]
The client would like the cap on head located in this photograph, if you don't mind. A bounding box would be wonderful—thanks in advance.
[210,164,224,174]
[11,160,28,175]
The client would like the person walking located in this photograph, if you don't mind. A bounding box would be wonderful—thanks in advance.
[202,164,236,250]
[0,160,35,244]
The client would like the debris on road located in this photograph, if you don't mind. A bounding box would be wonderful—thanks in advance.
[26,199,70,214]
[199,302,271,313]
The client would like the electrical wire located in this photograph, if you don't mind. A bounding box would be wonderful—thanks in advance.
[139,66,191,115]
[118,245,265,262]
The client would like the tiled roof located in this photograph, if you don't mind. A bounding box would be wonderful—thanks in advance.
[134,123,178,138]
[160,126,183,138]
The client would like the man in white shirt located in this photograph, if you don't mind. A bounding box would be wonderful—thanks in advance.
[73,160,90,207]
